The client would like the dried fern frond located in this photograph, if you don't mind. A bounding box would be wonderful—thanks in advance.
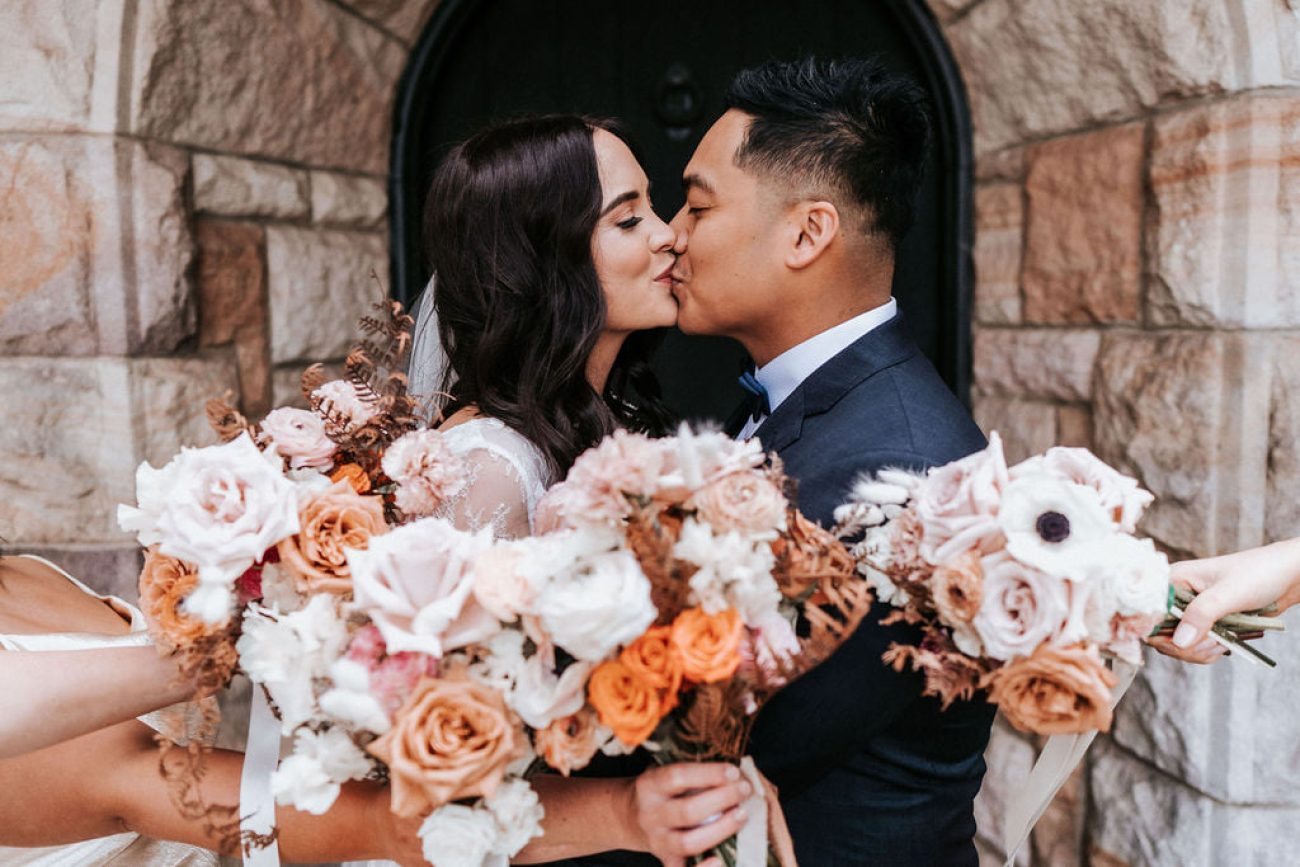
[300,363,329,402]
[672,680,753,762]
[206,392,254,443]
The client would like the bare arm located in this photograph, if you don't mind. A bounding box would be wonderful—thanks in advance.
[0,645,193,759]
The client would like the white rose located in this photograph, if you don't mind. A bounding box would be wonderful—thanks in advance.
[485,778,545,857]
[534,549,655,662]
[1082,536,1170,617]
[509,653,594,730]
[418,804,502,867]
[972,551,1072,661]
[1012,447,1154,533]
[349,517,499,658]
[259,407,337,471]
[319,657,391,734]
[237,595,349,733]
[271,727,373,815]
[1000,475,1117,580]
[118,432,300,622]
[674,518,780,625]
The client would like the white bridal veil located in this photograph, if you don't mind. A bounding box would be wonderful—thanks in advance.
[407,275,455,415]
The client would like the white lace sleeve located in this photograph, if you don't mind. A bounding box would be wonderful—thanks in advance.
[433,418,554,540]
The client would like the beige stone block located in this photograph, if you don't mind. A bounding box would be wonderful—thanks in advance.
[1147,94,1300,327]
[974,145,1025,183]
[1023,123,1144,324]
[973,183,1022,324]
[311,171,388,228]
[973,716,1034,867]
[1056,405,1092,451]
[946,0,1298,155]
[0,356,237,546]
[973,395,1056,464]
[343,0,441,43]
[1093,332,1270,558]
[266,227,388,364]
[129,0,404,173]
[197,220,270,415]
[973,328,1099,401]
[0,2,96,131]
[0,134,194,356]
[194,154,309,219]
[1266,335,1300,544]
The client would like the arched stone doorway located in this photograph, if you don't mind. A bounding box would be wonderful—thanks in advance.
[388,0,973,421]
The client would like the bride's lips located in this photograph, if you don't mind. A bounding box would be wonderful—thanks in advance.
[654,263,676,285]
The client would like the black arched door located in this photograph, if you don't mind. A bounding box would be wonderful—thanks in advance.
[390,0,972,422]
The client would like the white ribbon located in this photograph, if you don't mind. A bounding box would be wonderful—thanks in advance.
[734,756,770,867]
[240,686,284,866]
[1001,659,1139,866]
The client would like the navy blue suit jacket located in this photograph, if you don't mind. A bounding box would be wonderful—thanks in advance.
[545,314,994,866]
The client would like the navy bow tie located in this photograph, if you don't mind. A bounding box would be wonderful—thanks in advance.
[737,370,771,423]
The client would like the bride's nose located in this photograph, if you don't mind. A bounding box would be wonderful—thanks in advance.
[649,215,675,252]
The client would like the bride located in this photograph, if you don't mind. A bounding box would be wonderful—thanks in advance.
[410,115,752,866]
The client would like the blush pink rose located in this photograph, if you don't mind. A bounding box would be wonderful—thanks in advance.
[556,430,665,526]
[972,550,1072,662]
[259,408,337,471]
[915,433,1010,566]
[689,470,788,538]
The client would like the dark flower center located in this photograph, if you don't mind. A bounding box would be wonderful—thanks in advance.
[1035,511,1071,543]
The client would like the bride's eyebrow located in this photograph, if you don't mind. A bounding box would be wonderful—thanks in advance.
[600,190,639,217]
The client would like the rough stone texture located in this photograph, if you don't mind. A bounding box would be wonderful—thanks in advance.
[974,717,1035,867]
[310,171,388,228]
[1056,405,1092,450]
[0,2,98,132]
[1093,332,1270,559]
[193,154,309,219]
[12,545,144,602]
[0,135,194,356]
[1146,94,1300,327]
[973,183,1023,324]
[1023,123,1144,324]
[1088,737,1300,867]
[946,0,1299,155]
[973,328,1099,402]
[974,396,1057,464]
[975,146,1026,183]
[0,356,237,546]
[925,0,984,24]
[1266,336,1300,544]
[129,0,405,173]
[343,0,442,43]
[266,226,387,364]
[197,220,271,415]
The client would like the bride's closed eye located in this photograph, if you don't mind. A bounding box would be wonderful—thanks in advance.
[617,216,644,230]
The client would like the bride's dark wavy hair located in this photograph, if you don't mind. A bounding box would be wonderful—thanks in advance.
[423,114,673,476]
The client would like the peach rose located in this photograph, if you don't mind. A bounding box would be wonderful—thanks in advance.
[932,551,984,627]
[689,470,787,537]
[277,483,388,595]
[534,707,605,776]
[671,607,743,684]
[138,546,223,649]
[986,643,1118,735]
[620,625,684,712]
[330,462,371,494]
[366,674,523,817]
[587,659,663,747]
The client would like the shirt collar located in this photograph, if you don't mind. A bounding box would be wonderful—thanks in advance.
[755,298,897,415]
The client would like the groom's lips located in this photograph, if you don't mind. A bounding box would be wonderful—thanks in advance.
[654,264,676,285]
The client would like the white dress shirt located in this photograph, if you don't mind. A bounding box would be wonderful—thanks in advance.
[739,297,898,440]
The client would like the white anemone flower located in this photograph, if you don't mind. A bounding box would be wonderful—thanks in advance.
[999,475,1117,580]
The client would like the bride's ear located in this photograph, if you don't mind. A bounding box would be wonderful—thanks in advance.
[784,201,840,270]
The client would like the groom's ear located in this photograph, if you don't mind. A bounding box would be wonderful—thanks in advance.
[785,201,840,270]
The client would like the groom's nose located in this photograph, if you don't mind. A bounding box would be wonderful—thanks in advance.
[669,208,690,254]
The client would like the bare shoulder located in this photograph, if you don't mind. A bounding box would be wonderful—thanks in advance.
[0,556,133,637]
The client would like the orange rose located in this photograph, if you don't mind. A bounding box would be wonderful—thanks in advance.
[587,659,662,747]
[330,462,371,494]
[534,707,604,776]
[138,547,222,649]
[367,674,522,817]
[620,625,685,712]
[986,644,1118,735]
[277,482,387,595]
[671,607,743,684]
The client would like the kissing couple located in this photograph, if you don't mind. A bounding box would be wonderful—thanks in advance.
[408,56,994,866]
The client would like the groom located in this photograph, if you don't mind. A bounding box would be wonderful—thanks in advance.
[669,57,995,865]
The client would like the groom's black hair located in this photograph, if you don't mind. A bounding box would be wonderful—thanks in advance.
[725,56,931,249]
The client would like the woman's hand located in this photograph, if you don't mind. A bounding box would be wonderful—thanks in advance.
[624,763,753,867]
[1148,538,1300,664]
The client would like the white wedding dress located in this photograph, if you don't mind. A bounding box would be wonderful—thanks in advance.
[0,556,218,867]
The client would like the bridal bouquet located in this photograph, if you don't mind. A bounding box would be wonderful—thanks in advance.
[833,434,1282,736]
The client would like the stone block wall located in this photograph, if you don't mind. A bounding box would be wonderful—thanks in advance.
[929,0,1300,863]
[0,0,433,598]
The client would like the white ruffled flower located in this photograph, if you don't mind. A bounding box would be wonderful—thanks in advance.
[319,656,391,734]
[972,551,1072,662]
[509,653,594,730]
[237,594,349,733]
[468,629,528,694]
[382,429,469,517]
[533,549,655,661]
[657,423,766,497]
[1000,475,1117,580]
[674,518,781,625]
[271,727,373,815]
[117,432,299,623]
[349,517,499,659]
[485,778,545,857]
[418,803,503,867]
[258,562,307,613]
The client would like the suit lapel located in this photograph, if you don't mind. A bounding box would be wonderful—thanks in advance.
[752,312,918,453]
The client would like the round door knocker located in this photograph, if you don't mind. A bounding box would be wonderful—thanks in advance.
[655,63,704,141]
